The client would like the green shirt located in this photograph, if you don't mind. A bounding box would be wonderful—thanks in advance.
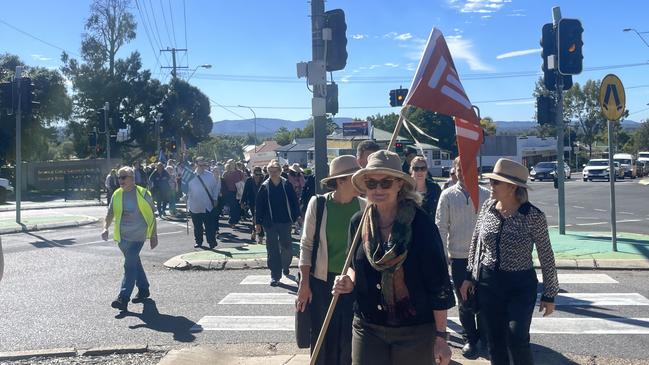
[325,195,360,274]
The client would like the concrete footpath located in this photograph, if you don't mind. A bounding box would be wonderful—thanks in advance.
[0,210,99,234]
[0,199,103,212]
[165,227,649,271]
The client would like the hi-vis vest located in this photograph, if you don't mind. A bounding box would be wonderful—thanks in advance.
[112,186,155,242]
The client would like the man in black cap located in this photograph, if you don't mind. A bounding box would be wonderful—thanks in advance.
[402,145,418,174]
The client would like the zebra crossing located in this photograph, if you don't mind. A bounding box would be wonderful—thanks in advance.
[191,272,649,335]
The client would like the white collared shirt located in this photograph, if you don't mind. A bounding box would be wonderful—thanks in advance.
[187,170,221,213]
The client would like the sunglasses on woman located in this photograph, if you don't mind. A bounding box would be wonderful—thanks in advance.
[365,178,396,190]
[412,166,427,172]
[489,179,501,186]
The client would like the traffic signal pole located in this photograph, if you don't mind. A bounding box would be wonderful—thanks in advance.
[553,7,566,235]
[311,0,328,195]
[15,67,22,224]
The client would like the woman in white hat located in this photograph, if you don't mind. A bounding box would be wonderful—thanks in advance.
[460,158,558,365]
[296,155,365,365]
[332,150,455,365]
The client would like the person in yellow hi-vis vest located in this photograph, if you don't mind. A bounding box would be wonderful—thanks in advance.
[102,166,158,312]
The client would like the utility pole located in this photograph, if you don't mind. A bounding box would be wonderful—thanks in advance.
[14,66,22,224]
[104,102,111,169]
[155,113,162,153]
[161,48,188,79]
[553,6,567,235]
[311,0,328,194]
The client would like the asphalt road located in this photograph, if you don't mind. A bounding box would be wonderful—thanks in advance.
[1,213,649,361]
[525,177,649,235]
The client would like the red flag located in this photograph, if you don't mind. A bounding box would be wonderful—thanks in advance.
[403,28,484,212]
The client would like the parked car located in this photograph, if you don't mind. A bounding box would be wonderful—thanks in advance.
[613,153,636,179]
[530,161,571,181]
[638,152,649,176]
[582,159,624,182]
[638,160,648,177]
[0,178,14,204]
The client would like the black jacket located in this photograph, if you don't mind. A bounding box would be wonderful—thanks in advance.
[255,177,301,225]
[420,178,442,220]
[241,177,263,208]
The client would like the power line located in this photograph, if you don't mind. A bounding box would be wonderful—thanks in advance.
[168,0,178,47]
[134,0,162,76]
[0,18,79,57]
[159,0,175,48]
[183,0,188,65]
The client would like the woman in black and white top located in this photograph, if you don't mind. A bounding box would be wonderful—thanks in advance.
[460,158,559,365]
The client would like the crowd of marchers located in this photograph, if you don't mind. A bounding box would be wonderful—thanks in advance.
[101,140,558,365]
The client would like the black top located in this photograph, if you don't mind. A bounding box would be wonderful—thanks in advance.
[241,177,263,208]
[255,178,300,225]
[420,179,442,220]
[300,174,316,214]
[350,206,455,327]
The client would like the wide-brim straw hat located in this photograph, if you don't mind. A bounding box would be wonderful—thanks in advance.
[351,150,416,193]
[483,158,531,189]
[320,155,362,185]
[289,163,304,174]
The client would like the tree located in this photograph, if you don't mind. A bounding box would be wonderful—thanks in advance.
[562,80,606,158]
[274,127,293,146]
[0,54,72,162]
[191,135,245,162]
[158,79,213,148]
[632,120,649,152]
[480,117,497,136]
[366,113,400,136]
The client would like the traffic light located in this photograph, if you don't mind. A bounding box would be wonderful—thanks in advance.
[19,78,37,114]
[540,23,573,91]
[395,142,404,153]
[558,18,583,75]
[170,138,177,153]
[326,82,338,115]
[324,9,348,72]
[536,96,556,125]
[389,88,408,107]
[0,81,12,114]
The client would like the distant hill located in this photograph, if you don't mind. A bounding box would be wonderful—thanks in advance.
[211,118,642,136]
[211,117,354,136]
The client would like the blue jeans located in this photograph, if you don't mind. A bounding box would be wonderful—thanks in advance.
[117,240,149,300]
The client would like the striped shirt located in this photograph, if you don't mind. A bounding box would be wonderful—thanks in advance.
[467,199,559,302]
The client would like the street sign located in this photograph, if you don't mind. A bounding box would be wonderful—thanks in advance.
[599,74,626,121]
[342,121,369,136]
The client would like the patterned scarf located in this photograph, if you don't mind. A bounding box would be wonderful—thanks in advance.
[360,199,417,322]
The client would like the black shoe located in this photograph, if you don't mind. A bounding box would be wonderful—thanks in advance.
[208,241,218,249]
[111,297,128,311]
[283,269,290,277]
[462,342,479,359]
[132,289,150,304]
[194,243,203,248]
[270,279,280,287]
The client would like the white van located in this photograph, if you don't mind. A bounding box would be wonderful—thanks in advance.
[613,153,636,179]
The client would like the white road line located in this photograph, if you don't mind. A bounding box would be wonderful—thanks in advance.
[575,217,600,220]
[575,222,608,226]
[71,231,184,247]
[538,273,618,284]
[618,219,643,223]
[552,293,649,306]
[192,316,649,334]
[572,206,585,209]
[240,275,297,285]
[219,293,295,305]
[619,212,635,215]
[594,209,607,212]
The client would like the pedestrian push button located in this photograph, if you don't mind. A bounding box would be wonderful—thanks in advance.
[376,283,381,290]
[377,304,383,311]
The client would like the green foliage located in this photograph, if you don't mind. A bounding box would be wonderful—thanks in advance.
[0,54,72,162]
[366,110,456,153]
[480,117,497,136]
[159,79,213,148]
[272,118,336,146]
[274,127,293,146]
[631,121,649,152]
[190,135,245,162]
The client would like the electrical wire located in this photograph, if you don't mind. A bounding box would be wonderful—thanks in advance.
[0,18,79,57]
[168,0,178,47]
[159,0,175,48]
[134,0,162,77]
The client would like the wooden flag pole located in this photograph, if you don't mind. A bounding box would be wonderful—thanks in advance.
[310,116,404,364]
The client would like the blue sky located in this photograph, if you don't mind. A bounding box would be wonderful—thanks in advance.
[2,0,649,126]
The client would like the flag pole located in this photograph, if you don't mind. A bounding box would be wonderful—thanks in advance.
[309,208,369,365]
[387,110,406,150]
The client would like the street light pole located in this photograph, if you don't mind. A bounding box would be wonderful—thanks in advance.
[623,28,649,48]
[238,105,257,152]
[104,102,110,169]
[186,64,212,82]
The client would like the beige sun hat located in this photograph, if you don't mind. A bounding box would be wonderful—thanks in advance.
[289,163,304,174]
[320,155,362,185]
[351,150,416,193]
[483,158,531,189]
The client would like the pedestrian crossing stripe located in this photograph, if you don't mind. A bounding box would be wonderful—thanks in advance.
[191,316,649,334]
[240,274,618,285]
[218,292,649,306]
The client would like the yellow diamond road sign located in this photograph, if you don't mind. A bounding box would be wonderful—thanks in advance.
[599,74,626,121]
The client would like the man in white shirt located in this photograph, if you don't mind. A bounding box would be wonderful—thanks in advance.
[187,157,221,249]
[435,157,491,359]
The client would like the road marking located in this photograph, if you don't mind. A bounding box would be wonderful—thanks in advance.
[575,222,608,226]
[552,293,649,306]
[618,219,643,223]
[572,206,585,209]
[619,212,635,215]
[240,275,297,285]
[575,217,600,220]
[538,273,618,284]
[70,231,184,247]
[219,293,295,305]
[594,209,607,212]
[192,316,649,334]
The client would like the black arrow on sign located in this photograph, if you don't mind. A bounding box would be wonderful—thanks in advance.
[603,84,623,112]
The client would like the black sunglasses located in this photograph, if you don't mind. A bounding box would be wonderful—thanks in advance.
[489,179,501,186]
[413,166,427,172]
[365,178,396,190]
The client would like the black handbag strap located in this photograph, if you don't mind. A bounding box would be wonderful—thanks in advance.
[196,174,215,208]
[310,195,326,273]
